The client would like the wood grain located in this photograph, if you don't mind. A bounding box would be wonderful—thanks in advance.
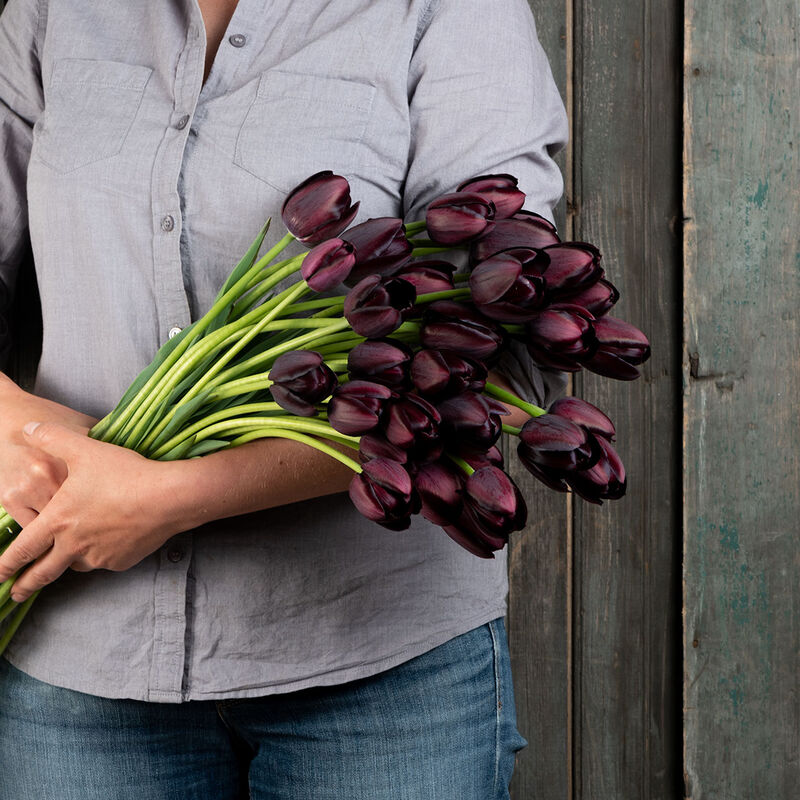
[571,0,682,797]
[682,0,800,796]
[507,4,571,799]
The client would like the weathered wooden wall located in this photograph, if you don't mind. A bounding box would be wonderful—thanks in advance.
[682,0,800,796]
[508,1,683,797]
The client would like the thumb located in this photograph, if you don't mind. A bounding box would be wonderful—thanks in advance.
[22,420,91,460]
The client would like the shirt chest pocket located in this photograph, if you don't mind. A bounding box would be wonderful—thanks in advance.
[35,58,153,174]
[233,70,377,194]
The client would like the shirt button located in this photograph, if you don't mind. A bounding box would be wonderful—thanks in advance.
[168,326,183,339]
[161,215,175,232]
[167,548,184,563]
[176,114,190,130]
[229,33,247,47]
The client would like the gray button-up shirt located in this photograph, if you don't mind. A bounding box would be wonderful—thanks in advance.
[0,0,568,702]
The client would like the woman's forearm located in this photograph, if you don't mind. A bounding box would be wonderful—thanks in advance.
[158,435,356,532]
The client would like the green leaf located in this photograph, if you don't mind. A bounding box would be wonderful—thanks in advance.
[158,435,198,462]
[146,389,214,455]
[212,218,271,305]
[122,396,170,452]
[185,439,231,458]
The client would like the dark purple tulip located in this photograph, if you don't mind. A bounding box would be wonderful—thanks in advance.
[420,301,505,362]
[300,238,356,291]
[347,339,413,389]
[457,174,526,219]
[556,277,620,317]
[343,275,416,338]
[391,260,455,296]
[539,243,604,297]
[381,393,442,462]
[281,171,360,246]
[460,466,527,546]
[441,522,498,559]
[410,349,487,399]
[516,414,599,492]
[461,445,504,470]
[358,432,409,464]
[348,457,421,531]
[268,350,337,416]
[437,391,509,451]
[565,435,627,504]
[469,251,546,322]
[426,192,495,245]
[548,396,616,441]
[471,211,560,262]
[525,303,598,371]
[412,460,464,526]
[582,316,651,380]
[342,217,413,286]
[327,380,393,435]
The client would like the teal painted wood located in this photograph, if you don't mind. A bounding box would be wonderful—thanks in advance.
[507,4,571,798]
[682,1,800,796]
[571,0,682,796]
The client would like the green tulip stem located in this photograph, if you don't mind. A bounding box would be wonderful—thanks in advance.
[446,453,475,477]
[325,359,349,373]
[98,232,297,443]
[284,296,345,315]
[225,428,363,472]
[503,324,525,335]
[0,591,40,657]
[149,402,283,460]
[410,246,453,257]
[205,319,352,389]
[137,282,311,453]
[483,382,546,418]
[0,572,19,608]
[502,423,523,436]
[415,288,471,305]
[403,220,428,237]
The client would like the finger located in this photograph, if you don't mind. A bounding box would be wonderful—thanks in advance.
[22,420,91,463]
[0,518,56,584]
[9,545,72,603]
[0,500,38,528]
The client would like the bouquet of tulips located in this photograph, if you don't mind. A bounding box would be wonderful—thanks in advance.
[0,171,650,650]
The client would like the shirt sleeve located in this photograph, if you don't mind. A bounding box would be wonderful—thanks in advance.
[0,0,44,371]
[403,0,570,409]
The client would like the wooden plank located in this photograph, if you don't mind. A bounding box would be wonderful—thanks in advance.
[571,0,682,796]
[508,3,571,799]
[682,0,800,796]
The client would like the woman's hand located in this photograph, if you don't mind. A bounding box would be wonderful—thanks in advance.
[0,421,189,602]
[0,378,101,527]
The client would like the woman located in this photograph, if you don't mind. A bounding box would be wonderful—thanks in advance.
[0,0,569,796]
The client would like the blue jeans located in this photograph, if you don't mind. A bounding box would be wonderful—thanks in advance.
[0,617,527,799]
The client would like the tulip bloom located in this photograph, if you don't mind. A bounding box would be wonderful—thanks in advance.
[426,192,495,245]
[347,339,413,389]
[516,414,599,492]
[268,350,337,416]
[381,393,442,462]
[327,380,393,435]
[556,277,620,317]
[349,457,421,531]
[413,460,464,526]
[342,217,413,285]
[358,432,409,464]
[582,316,651,380]
[457,174,526,219]
[565,435,626,504]
[437,391,509,451]
[300,238,356,291]
[548,396,616,441]
[391,260,456,295]
[538,243,604,297]
[460,466,527,546]
[343,275,416,338]
[420,301,505,361]
[281,171,360,245]
[410,349,487,399]
[524,303,598,371]
[471,210,560,262]
[469,251,546,322]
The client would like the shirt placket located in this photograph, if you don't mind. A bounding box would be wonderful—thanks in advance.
[145,21,205,704]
